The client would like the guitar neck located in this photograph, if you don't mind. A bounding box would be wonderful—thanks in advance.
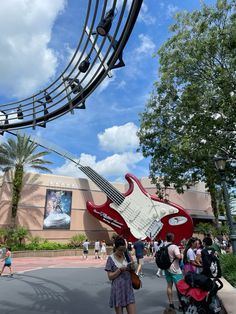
[78,165,125,205]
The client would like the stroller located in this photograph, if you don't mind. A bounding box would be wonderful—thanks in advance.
[176,274,223,314]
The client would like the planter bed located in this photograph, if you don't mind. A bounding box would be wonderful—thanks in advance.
[12,247,113,258]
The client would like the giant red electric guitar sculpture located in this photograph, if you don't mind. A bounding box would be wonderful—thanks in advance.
[79,165,193,243]
[10,131,193,244]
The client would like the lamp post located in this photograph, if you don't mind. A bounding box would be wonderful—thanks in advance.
[215,157,236,254]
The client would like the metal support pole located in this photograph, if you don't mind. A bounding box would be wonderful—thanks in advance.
[221,179,236,254]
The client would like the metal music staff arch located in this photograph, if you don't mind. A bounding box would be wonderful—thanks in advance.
[0,0,143,132]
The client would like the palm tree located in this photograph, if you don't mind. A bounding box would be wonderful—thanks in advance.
[0,133,52,223]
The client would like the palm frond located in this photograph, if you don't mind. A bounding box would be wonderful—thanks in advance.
[30,165,52,173]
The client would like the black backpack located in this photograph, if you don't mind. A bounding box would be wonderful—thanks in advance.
[155,244,175,270]
[201,248,222,278]
[184,272,214,291]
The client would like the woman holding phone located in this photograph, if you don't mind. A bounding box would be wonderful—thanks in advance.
[105,236,136,314]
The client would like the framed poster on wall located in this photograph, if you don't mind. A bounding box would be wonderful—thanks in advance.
[43,189,72,229]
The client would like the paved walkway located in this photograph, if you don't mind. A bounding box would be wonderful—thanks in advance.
[0,256,179,314]
[9,255,110,273]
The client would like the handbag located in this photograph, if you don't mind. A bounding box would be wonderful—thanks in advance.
[129,270,141,290]
[183,262,196,275]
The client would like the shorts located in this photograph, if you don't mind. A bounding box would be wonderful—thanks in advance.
[165,270,183,284]
[83,250,88,254]
[4,263,11,267]
[136,257,144,265]
[95,250,99,253]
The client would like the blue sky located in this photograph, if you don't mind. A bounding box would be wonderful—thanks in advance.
[0,0,217,182]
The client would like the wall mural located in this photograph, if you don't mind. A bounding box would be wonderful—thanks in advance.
[43,189,72,229]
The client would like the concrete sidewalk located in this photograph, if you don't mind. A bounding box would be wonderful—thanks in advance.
[8,255,109,274]
[8,255,154,274]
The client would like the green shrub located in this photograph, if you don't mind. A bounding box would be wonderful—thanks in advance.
[220,253,236,287]
[28,235,42,246]
[0,226,29,246]
[69,234,86,248]
[13,226,29,245]
[22,241,68,250]
[40,242,68,250]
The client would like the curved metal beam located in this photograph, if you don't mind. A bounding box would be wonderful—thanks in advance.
[0,0,143,131]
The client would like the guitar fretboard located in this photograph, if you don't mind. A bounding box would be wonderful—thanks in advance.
[79,165,125,206]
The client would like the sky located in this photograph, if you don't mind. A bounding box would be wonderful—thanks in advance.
[0,0,217,183]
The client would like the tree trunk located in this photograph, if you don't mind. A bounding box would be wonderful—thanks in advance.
[208,185,219,229]
[10,216,16,228]
[11,165,24,222]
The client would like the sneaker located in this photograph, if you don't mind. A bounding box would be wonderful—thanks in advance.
[10,274,13,277]
[156,272,160,277]
[169,304,175,310]
[178,305,183,311]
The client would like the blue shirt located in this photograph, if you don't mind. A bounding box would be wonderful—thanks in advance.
[5,252,11,264]
[133,240,145,258]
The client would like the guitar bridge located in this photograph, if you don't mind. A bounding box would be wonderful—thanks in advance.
[145,220,163,240]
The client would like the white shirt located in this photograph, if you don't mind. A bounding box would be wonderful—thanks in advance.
[187,248,196,262]
[166,242,182,274]
[95,241,100,250]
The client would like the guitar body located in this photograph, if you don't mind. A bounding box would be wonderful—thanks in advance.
[86,173,193,243]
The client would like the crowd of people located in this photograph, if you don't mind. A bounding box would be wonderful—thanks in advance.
[0,234,226,313]
[103,232,225,314]
[82,239,107,260]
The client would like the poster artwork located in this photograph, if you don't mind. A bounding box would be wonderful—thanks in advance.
[43,189,72,229]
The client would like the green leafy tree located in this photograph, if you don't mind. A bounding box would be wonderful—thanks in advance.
[138,0,236,225]
[194,222,213,236]
[0,134,52,223]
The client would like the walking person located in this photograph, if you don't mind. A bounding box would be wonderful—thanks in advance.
[94,239,101,259]
[0,247,13,277]
[100,240,107,259]
[164,233,183,311]
[105,236,136,314]
[133,238,145,277]
[82,239,90,259]
[154,239,165,277]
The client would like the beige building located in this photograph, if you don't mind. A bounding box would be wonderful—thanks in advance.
[0,172,214,242]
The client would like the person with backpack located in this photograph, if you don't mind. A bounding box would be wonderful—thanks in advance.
[201,237,222,278]
[154,239,165,277]
[162,233,183,310]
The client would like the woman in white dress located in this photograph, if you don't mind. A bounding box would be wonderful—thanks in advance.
[101,240,107,259]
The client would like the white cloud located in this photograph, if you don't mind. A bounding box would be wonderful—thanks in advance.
[167,4,178,18]
[134,34,156,57]
[116,80,126,89]
[98,122,139,153]
[53,151,144,178]
[112,1,156,25]
[138,3,156,25]
[0,0,66,98]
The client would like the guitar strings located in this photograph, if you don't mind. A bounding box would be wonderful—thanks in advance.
[78,165,144,230]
